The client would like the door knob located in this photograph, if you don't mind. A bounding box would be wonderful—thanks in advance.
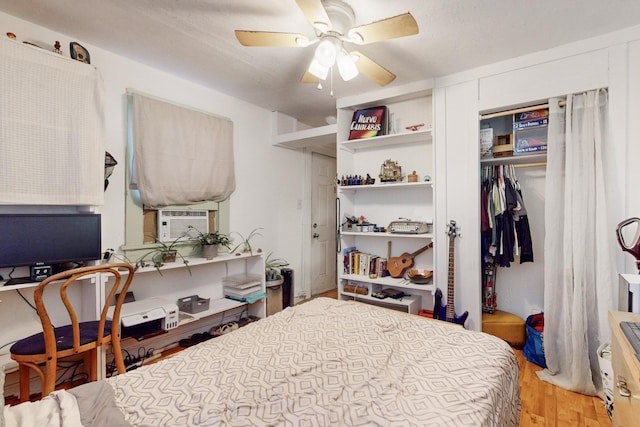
[313,233,320,238]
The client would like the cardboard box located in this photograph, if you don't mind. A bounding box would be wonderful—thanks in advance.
[492,134,513,157]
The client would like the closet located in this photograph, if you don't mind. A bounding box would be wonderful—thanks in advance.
[479,104,548,320]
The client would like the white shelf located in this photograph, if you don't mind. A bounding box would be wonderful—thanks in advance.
[341,274,435,292]
[272,123,336,149]
[0,253,262,290]
[480,152,547,166]
[0,272,101,292]
[340,231,433,239]
[337,79,433,110]
[339,128,432,152]
[336,83,435,311]
[342,292,422,308]
[133,252,260,274]
[177,297,249,326]
[338,181,433,191]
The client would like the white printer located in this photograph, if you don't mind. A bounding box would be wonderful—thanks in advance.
[108,297,179,338]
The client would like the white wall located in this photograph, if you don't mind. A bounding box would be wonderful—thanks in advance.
[3,11,640,338]
[434,25,640,329]
[0,12,307,351]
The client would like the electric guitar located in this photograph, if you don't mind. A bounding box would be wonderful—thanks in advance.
[435,220,469,326]
[387,242,434,278]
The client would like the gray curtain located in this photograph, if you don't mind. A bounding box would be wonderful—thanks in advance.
[537,89,615,396]
[130,92,235,207]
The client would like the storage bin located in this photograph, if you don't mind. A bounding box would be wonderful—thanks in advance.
[523,312,546,368]
[482,310,525,346]
[177,295,210,314]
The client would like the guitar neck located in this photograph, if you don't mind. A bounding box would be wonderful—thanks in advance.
[411,242,433,258]
[447,235,455,319]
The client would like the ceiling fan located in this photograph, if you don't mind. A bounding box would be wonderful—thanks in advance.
[234,0,419,86]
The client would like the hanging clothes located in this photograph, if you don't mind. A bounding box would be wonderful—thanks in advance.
[481,165,534,267]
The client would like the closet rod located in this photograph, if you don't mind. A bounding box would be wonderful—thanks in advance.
[480,99,566,120]
[513,162,546,168]
[483,161,546,169]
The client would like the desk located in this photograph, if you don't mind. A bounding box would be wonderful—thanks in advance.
[609,311,640,426]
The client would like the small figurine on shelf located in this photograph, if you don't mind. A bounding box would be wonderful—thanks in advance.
[53,41,62,55]
[379,159,403,182]
[405,123,425,132]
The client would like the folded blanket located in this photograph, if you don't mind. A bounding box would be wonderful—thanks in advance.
[3,381,130,427]
[4,390,83,427]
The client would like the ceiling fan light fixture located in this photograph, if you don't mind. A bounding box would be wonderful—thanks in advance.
[337,49,358,81]
[314,38,338,68]
[308,58,330,80]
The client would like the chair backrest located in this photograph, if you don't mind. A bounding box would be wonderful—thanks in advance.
[33,263,134,356]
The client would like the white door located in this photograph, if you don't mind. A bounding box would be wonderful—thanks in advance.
[311,153,337,296]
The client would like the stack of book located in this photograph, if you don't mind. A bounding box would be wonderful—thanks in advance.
[223,274,266,303]
[342,246,388,278]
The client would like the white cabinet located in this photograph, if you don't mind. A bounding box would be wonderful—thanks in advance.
[335,81,435,313]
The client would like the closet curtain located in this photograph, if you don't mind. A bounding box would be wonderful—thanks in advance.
[130,92,235,207]
[537,89,616,395]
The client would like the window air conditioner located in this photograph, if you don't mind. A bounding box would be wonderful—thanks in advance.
[157,210,209,242]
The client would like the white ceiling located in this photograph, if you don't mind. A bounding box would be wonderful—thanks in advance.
[2,0,640,127]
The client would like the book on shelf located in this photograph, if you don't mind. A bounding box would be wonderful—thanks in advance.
[342,248,388,278]
[348,106,388,140]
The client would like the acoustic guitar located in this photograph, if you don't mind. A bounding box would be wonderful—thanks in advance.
[435,220,469,326]
[387,242,433,278]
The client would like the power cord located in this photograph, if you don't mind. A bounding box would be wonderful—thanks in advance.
[121,346,158,371]
[16,289,37,312]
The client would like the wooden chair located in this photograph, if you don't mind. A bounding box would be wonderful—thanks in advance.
[10,263,134,401]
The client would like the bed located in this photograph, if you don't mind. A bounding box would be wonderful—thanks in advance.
[3,297,521,426]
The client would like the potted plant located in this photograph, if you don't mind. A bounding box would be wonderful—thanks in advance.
[135,234,192,275]
[230,227,263,256]
[188,226,231,260]
[265,252,289,287]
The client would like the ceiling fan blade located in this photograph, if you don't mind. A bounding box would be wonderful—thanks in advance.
[349,13,419,44]
[295,0,331,31]
[352,51,396,86]
[235,30,308,47]
[301,71,320,84]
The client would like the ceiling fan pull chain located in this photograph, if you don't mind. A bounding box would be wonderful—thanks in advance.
[330,66,334,97]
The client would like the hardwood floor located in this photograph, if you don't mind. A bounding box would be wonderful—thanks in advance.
[516,348,610,426]
[314,289,611,426]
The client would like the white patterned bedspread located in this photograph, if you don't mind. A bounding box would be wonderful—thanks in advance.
[106,297,521,426]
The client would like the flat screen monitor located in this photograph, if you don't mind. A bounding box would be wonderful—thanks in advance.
[0,213,102,269]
